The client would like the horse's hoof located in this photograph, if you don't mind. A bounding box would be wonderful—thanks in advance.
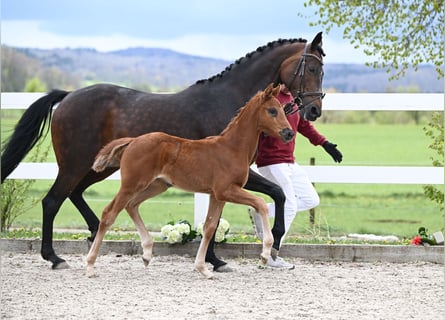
[214,264,233,273]
[52,261,70,270]
[271,248,279,259]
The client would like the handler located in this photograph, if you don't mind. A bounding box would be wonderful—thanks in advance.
[249,84,343,269]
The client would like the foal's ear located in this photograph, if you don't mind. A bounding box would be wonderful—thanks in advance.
[271,84,280,97]
[264,83,275,97]
[311,32,323,51]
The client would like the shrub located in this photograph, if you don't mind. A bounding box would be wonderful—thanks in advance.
[422,112,444,211]
[0,140,49,231]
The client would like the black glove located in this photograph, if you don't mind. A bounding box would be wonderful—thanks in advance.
[322,141,343,163]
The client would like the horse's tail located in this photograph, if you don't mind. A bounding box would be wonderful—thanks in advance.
[1,90,70,183]
[92,138,134,172]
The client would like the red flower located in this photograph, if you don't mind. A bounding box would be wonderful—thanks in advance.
[411,235,422,245]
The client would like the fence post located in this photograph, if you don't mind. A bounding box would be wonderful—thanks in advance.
[194,193,209,228]
[309,157,315,225]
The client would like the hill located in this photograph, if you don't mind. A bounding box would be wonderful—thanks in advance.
[2,46,443,93]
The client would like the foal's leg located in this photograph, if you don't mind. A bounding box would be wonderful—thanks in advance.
[125,180,170,266]
[216,186,274,267]
[195,195,225,279]
[126,204,153,266]
[244,170,286,254]
[86,191,132,277]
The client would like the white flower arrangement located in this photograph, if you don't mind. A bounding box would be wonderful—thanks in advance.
[196,218,230,243]
[160,218,230,244]
[160,220,193,244]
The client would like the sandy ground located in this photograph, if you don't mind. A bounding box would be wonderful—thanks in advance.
[1,252,443,320]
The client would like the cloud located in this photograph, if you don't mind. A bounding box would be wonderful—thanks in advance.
[1,20,370,63]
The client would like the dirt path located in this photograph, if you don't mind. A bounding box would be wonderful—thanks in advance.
[1,253,443,319]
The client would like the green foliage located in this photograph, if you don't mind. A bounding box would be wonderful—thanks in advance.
[24,77,47,92]
[423,112,444,210]
[0,180,37,232]
[302,0,444,213]
[1,46,39,92]
[0,141,50,231]
[302,0,444,79]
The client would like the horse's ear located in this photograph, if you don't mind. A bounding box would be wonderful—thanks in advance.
[311,32,323,51]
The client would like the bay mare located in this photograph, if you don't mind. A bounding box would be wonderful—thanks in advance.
[1,33,325,270]
[87,85,294,278]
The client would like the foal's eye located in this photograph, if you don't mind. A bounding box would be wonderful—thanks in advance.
[268,107,278,117]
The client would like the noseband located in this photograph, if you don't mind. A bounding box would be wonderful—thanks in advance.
[285,44,325,115]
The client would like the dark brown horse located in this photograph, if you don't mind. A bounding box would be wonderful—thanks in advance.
[87,84,293,278]
[1,32,325,270]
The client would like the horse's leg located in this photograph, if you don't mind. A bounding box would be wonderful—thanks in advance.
[195,194,226,279]
[205,230,229,271]
[245,169,285,255]
[86,190,132,277]
[216,185,274,267]
[41,173,84,269]
[69,169,118,243]
[69,190,99,240]
[125,180,170,266]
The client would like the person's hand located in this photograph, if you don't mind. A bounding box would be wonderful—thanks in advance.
[284,102,296,115]
[322,141,343,163]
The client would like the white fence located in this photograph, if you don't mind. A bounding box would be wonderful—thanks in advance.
[2,92,444,224]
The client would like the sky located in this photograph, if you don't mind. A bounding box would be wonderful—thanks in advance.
[1,0,370,63]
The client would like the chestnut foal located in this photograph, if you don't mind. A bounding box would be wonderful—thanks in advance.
[86,84,294,279]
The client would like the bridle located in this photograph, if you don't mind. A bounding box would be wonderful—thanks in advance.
[284,44,326,115]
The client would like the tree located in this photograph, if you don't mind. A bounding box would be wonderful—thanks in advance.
[24,77,47,92]
[302,0,444,79]
[303,0,444,212]
[423,112,444,210]
[1,46,40,92]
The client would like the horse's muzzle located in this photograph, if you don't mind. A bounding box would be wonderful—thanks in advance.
[301,104,322,121]
[280,128,294,143]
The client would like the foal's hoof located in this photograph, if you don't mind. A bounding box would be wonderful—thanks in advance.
[142,257,150,267]
[195,267,215,279]
[52,261,70,270]
[257,256,268,269]
[203,271,215,279]
[86,267,97,278]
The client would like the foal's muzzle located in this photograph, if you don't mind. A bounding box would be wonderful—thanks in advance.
[280,128,295,143]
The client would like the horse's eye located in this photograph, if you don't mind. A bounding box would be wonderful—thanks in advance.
[268,107,278,117]
[308,66,316,73]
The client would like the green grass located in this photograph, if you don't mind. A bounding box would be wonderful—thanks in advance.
[1,110,443,242]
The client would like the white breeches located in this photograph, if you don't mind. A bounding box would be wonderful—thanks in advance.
[258,162,319,238]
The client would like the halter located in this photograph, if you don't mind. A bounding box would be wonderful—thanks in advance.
[284,44,325,115]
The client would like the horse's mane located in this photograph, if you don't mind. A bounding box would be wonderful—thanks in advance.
[195,38,307,85]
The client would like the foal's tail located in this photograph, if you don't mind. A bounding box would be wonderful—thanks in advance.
[1,90,70,183]
[92,138,134,172]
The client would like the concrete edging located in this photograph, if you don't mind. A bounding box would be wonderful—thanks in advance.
[1,238,443,264]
